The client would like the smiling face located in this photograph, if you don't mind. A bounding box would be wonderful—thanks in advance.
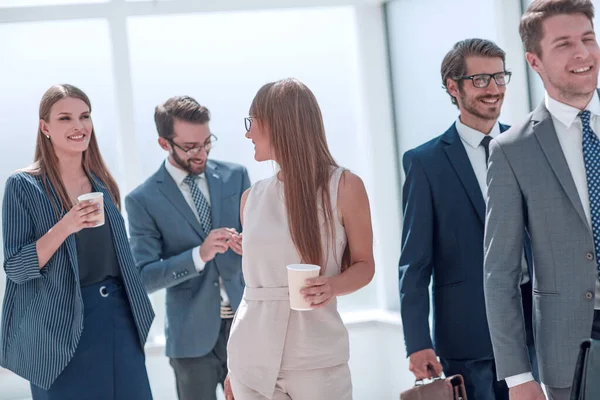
[40,96,93,158]
[527,13,600,105]
[448,56,507,123]
[159,118,212,175]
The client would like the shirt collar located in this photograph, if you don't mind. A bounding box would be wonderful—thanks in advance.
[164,158,205,187]
[455,117,501,149]
[545,90,600,129]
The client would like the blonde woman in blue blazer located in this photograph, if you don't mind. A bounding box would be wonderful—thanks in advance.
[0,84,155,399]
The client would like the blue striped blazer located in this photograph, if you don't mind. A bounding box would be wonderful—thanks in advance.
[0,171,154,390]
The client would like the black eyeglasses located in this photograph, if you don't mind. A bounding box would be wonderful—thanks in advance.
[460,71,512,88]
[168,134,217,156]
[244,117,253,132]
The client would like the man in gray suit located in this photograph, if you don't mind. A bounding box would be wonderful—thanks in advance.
[125,96,250,400]
[484,1,600,399]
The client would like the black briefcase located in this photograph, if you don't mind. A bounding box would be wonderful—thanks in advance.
[570,339,600,399]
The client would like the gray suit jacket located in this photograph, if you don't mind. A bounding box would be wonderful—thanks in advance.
[484,100,598,387]
[125,160,250,358]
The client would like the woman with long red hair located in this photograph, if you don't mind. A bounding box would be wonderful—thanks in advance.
[0,84,154,399]
[225,78,375,399]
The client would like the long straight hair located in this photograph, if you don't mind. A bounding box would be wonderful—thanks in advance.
[250,78,350,271]
[23,84,120,216]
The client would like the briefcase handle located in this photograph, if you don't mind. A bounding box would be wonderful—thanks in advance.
[414,365,443,386]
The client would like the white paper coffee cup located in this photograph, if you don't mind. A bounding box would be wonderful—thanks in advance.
[77,192,104,228]
[286,263,321,311]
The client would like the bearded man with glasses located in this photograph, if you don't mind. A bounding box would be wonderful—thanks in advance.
[125,96,250,400]
[398,38,538,400]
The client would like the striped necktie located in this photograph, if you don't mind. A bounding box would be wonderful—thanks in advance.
[183,174,212,235]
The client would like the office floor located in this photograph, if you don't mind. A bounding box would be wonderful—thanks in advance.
[0,320,410,399]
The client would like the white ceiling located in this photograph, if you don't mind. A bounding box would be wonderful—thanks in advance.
[0,0,389,24]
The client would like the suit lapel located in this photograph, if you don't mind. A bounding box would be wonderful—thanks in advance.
[443,124,486,224]
[43,177,80,280]
[206,161,222,229]
[156,163,206,239]
[532,104,590,231]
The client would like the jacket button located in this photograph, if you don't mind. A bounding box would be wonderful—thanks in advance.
[586,253,595,261]
[214,282,219,288]
[585,292,594,300]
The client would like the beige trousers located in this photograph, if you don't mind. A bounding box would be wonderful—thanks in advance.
[230,363,352,400]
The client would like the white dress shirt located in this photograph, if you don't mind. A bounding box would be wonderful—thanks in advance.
[456,118,531,285]
[506,91,600,388]
[455,117,500,200]
[164,159,230,306]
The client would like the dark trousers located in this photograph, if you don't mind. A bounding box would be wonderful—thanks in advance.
[441,357,508,400]
[592,310,600,340]
[170,318,232,400]
[30,279,153,400]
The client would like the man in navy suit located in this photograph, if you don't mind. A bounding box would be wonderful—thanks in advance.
[398,39,537,400]
[125,96,250,400]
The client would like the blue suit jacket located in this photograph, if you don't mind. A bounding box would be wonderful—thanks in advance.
[398,123,534,361]
[125,160,249,358]
[0,172,154,390]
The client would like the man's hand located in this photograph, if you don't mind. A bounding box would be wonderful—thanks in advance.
[408,349,443,380]
[199,228,235,262]
[509,381,545,400]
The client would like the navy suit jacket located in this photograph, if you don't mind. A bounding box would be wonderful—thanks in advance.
[0,172,154,389]
[398,123,533,361]
[125,160,249,358]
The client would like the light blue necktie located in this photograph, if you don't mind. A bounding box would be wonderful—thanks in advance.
[183,174,212,235]
[580,110,600,279]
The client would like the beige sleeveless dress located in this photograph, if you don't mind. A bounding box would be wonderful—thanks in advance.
[227,167,351,399]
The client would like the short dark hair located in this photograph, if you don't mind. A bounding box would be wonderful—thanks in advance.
[519,0,595,57]
[154,96,210,139]
[441,38,506,107]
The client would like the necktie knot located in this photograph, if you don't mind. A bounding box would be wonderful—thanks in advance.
[480,135,492,148]
[183,174,198,186]
[580,110,592,124]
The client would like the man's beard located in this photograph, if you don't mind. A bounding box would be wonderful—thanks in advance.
[172,151,207,176]
[459,90,503,121]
